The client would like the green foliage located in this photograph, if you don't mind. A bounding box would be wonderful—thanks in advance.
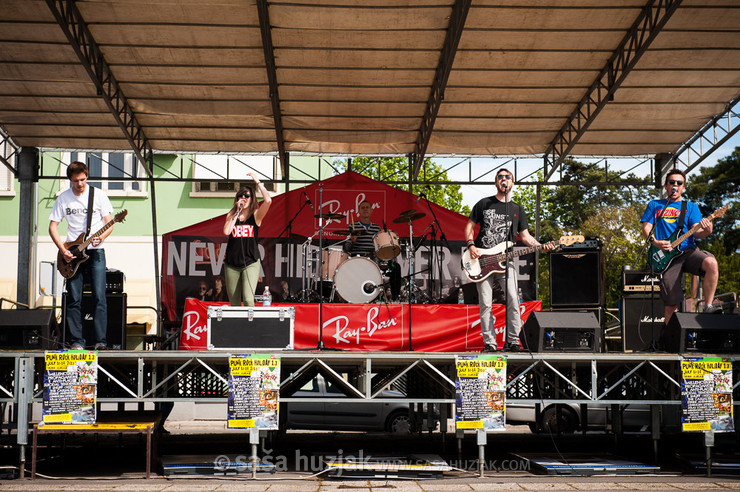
[334,156,470,215]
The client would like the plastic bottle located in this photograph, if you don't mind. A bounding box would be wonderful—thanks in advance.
[457,288,465,304]
[263,286,272,307]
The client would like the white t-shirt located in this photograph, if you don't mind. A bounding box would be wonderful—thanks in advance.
[49,186,114,249]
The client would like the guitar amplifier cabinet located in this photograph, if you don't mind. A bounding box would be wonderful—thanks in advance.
[62,293,127,349]
[207,306,294,351]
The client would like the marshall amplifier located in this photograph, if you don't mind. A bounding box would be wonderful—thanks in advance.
[621,295,666,352]
[82,269,125,294]
[622,268,661,295]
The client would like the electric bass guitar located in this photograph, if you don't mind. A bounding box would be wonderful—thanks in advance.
[461,235,585,283]
[648,204,729,273]
[57,210,128,279]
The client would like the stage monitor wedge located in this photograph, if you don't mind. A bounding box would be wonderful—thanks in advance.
[664,313,740,353]
[0,309,59,350]
[522,311,601,352]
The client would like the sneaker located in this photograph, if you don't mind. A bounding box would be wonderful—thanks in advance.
[482,344,498,353]
[94,343,107,351]
[505,342,522,352]
[70,343,84,350]
[704,304,724,314]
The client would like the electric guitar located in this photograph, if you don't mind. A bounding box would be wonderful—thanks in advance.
[57,210,128,279]
[461,235,585,283]
[648,204,729,273]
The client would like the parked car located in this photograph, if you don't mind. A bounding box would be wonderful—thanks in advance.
[281,374,430,434]
[507,402,656,433]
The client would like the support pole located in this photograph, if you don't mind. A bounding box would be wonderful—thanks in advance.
[16,357,34,478]
[476,429,486,478]
[16,148,39,308]
[250,427,260,479]
[705,431,714,477]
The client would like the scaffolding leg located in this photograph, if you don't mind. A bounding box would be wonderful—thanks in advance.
[477,429,487,478]
[705,431,714,478]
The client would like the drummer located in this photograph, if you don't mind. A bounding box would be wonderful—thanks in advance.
[346,200,401,300]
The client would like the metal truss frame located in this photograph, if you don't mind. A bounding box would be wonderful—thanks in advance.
[0,126,20,176]
[672,93,740,174]
[412,0,472,179]
[543,0,683,180]
[4,351,740,444]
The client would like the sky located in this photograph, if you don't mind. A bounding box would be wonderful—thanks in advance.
[445,132,740,211]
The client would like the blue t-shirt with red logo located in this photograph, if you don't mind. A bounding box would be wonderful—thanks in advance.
[640,198,702,251]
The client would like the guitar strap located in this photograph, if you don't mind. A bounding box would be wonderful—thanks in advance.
[84,185,95,240]
[677,200,687,242]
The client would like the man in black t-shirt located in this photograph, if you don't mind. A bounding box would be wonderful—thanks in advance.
[464,168,552,352]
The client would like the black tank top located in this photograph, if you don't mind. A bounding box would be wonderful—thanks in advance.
[224,215,259,268]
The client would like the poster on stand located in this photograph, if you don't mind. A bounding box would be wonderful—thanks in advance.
[680,357,734,432]
[455,355,507,431]
[227,354,281,429]
[41,350,98,424]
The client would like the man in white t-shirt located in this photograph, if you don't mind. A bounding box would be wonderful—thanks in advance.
[49,161,114,350]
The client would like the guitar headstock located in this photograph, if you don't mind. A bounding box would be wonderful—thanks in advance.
[711,204,730,219]
[114,209,128,223]
[558,234,585,246]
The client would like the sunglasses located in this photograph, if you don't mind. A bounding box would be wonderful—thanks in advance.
[496,174,513,180]
[238,193,252,199]
[667,179,684,186]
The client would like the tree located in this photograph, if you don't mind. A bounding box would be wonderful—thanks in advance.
[334,156,470,215]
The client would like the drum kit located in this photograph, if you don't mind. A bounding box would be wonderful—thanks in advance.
[296,209,427,304]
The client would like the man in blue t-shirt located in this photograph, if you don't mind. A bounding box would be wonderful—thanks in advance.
[640,169,720,323]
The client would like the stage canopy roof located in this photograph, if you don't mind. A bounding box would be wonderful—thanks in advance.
[1,0,739,178]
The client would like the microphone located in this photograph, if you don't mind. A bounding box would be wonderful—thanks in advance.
[236,201,244,215]
[303,191,314,211]
[502,182,508,191]
[363,282,379,294]
[382,219,387,231]
[416,192,425,203]
[670,186,678,195]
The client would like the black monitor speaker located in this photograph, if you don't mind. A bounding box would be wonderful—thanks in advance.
[62,293,126,349]
[550,250,603,307]
[663,313,740,353]
[0,309,60,350]
[621,295,666,352]
[521,311,601,352]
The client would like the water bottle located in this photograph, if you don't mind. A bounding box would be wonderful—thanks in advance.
[457,288,465,304]
[263,286,272,307]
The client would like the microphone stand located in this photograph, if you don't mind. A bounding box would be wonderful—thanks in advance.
[275,199,310,300]
[421,194,454,302]
[633,188,676,351]
[317,183,326,350]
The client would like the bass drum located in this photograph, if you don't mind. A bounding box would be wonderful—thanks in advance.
[333,257,383,303]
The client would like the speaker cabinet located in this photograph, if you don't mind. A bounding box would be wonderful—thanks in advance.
[521,311,601,352]
[663,313,740,353]
[0,309,59,350]
[62,293,126,349]
[550,250,603,307]
[621,295,666,352]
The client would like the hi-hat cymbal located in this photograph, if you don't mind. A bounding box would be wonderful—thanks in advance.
[398,208,418,217]
[288,233,308,242]
[392,211,426,223]
[314,212,345,220]
[330,229,366,236]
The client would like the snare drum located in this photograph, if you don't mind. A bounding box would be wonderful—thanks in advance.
[373,230,400,260]
[321,247,348,281]
[333,257,383,303]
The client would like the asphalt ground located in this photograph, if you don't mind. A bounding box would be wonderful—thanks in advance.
[1,424,739,490]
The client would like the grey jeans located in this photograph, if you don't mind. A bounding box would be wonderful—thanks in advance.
[475,262,521,349]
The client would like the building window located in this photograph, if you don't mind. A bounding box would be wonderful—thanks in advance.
[0,142,15,196]
[61,151,147,197]
[190,154,277,197]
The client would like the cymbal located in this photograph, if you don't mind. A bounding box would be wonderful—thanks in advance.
[392,211,426,223]
[314,212,345,220]
[330,229,366,236]
[398,208,418,217]
[288,233,308,242]
[399,236,426,243]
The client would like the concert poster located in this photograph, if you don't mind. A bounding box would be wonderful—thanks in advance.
[454,355,507,431]
[41,350,98,424]
[227,354,281,429]
[680,357,734,433]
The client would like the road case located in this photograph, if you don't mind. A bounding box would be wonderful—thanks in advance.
[206,306,294,350]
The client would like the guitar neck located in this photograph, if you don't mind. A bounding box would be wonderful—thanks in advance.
[504,240,557,260]
[79,219,115,249]
[670,211,717,249]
